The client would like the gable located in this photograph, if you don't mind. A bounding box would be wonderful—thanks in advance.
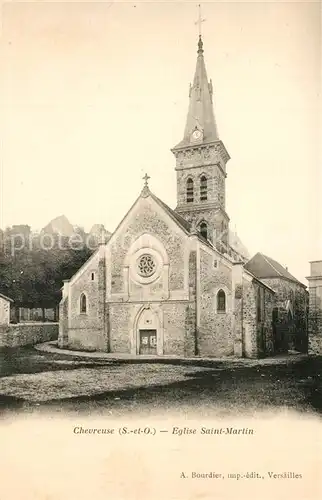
[107,193,191,250]
[106,193,192,295]
[245,252,304,287]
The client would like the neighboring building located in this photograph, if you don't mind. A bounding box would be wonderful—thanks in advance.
[0,228,4,252]
[10,225,31,237]
[88,224,111,248]
[18,307,57,322]
[58,35,307,358]
[42,215,75,237]
[245,253,308,353]
[5,225,31,251]
[306,260,322,354]
[0,292,13,325]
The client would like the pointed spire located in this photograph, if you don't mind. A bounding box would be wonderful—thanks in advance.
[198,34,204,54]
[174,36,219,149]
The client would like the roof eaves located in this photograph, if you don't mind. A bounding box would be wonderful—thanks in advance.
[244,270,276,293]
[0,292,14,303]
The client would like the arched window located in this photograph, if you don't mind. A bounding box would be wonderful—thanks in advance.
[186,178,194,203]
[80,293,87,314]
[200,175,208,201]
[217,289,226,312]
[199,221,208,240]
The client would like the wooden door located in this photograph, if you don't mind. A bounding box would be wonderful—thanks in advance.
[139,330,157,355]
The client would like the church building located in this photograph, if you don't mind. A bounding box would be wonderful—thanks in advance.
[58,35,308,358]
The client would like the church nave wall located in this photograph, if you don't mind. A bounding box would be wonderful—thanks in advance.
[198,248,234,357]
[67,328,106,351]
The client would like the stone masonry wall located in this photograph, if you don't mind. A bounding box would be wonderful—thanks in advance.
[198,248,234,357]
[0,323,58,348]
[261,278,308,353]
[58,296,68,348]
[0,296,10,325]
[242,278,258,358]
[176,163,226,209]
[309,335,322,355]
[263,288,275,356]
[108,301,189,356]
[109,303,132,353]
[110,205,187,295]
[242,279,275,358]
[307,262,322,354]
[67,249,107,351]
[185,250,197,356]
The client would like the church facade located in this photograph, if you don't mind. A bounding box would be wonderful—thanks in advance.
[58,36,307,358]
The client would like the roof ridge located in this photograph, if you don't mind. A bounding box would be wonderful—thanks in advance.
[150,193,192,234]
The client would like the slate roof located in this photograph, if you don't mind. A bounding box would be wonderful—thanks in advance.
[151,193,192,233]
[173,36,219,150]
[151,192,222,254]
[245,252,305,287]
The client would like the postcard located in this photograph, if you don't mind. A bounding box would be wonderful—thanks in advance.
[0,1,321,499]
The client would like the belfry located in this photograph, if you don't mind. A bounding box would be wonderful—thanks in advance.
[172,35,230,251]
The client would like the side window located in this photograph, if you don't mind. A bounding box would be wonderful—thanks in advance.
[217,289,226,312]
[80,293,87,314]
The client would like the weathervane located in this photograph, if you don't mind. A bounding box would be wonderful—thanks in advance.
[195,3,206,37]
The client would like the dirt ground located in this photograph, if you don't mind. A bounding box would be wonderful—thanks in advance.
[0,347,321,418]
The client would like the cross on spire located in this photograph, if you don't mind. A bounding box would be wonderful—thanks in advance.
[142,173,150,187]
[195,4,206,37]
[141,173,151,198]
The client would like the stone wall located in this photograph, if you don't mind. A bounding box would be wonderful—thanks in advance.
[107,300,191,356]
[241,277,276,358]
[109,303,132,353]
[263,288,275,356]
[0,323,58,348]
[185,250,197,356]
[62,246,108,352]
[242,278,257,358]
[307,260,322,354]
[309,335,322,355]
[198,247,234,356]
[58,296,68,348]
[175,148,227,209]
[110,203,188,297]
[261,278,308,353]
[0,296,10,325]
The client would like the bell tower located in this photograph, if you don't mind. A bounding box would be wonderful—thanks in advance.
[171,34,230,250]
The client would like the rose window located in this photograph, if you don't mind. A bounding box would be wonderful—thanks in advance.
[137,254,156,277]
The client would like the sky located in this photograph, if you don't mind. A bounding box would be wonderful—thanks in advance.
[0,0,321,283]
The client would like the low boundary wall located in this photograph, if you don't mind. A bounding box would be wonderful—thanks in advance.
[0,322,58,348]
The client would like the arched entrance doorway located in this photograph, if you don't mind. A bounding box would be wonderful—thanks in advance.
[135,306,161,355]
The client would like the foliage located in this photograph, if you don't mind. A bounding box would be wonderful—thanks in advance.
[0,235,93,307]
